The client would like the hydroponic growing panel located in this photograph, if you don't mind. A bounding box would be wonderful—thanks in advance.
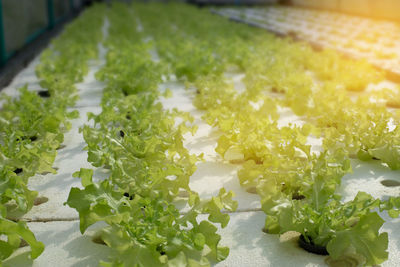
[1,3,400,267]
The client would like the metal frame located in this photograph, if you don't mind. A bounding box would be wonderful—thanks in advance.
[0,0,7,65]
[48,0,56,29]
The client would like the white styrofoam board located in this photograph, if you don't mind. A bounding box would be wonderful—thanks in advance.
[159,79,262,211]
[2,221,111,267]
[23,106,104,221]
[4,211,400,267]
[17,80,398,265]
[215,211,326,267]
[20,45,107,220]
[6,67,400,266]
[1,42,107,109]
[74,63,105,108]
[218,212,400,267]
[3,31,107,220]
[3,16,400,266]
[159,76,325,212]
[74,42,107,108]
[340,159,400,202]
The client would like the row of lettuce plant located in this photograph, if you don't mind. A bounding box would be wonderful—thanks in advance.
[3,1,396,265]
[0,5,104,264]
[66,4,237,267]
[131,3,400,266]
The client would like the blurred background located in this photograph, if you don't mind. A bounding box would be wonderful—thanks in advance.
[189,0,400,21]
[1,0,399,84]
[1,0,104,66]
[2,0,400,66]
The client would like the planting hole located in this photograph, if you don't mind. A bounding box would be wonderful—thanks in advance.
[38,90,51,98]
[19,239,28,248]
[13,168,23,174]
[34,196,49,206]
[57,144,66,150]
[292,193,305,200]
[40,167,59,175]
[123,192,134,200]
[92,234,106,246]
[298,235,328,255]
[246,187,257,194]
[178,190,189,198]
[381,180,400,187]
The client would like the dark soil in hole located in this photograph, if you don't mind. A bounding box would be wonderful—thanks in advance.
[326,123,338,129]
[16,136,38,142]
[19,239,28,248]
[38,90,51,98]
[123,192,134,200]
[13,168,23,174]
[92,235,106,246]
[298,235,328,255]
[156,244,166,255]
[247,157,263,165]
[56,144,66,150]
[270,87,286,94]
[292,193,305,200]
[120,130,125,138]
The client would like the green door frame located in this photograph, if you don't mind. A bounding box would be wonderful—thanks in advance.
[0,0,7,66]
[47,0,55,29]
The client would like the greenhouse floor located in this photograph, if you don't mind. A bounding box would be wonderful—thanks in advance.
[2,11,400,267]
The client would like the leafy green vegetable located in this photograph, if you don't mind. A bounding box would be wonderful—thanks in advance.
[0,209,44,262]
[67,4,237,266]
[0,4,104,263]
[126,3,398,266]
